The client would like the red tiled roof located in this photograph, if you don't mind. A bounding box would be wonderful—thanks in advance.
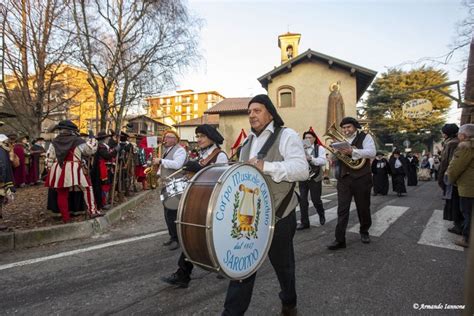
[205,97,251,114]
[174,114,219,127]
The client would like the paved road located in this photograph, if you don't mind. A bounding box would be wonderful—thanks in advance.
[0,181,468,315]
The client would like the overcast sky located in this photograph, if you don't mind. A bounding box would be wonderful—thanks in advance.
[174,0,468,122]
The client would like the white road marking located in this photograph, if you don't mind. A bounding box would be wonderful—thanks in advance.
[321,192,337,198]
[418,210,465,252]
[0,231,167,271]
[349,205,409,237]
[309,202,356,227]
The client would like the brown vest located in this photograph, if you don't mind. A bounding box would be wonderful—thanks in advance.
[338,132,371,179]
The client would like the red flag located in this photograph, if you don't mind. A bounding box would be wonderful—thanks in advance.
[308,126,323,145]
[231,129,248,156]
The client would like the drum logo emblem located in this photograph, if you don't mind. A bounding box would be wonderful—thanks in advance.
[231,184,261,239]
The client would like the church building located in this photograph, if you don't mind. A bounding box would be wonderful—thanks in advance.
[206,32,377,153]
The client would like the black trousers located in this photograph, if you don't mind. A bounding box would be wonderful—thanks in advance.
[460,197,473,241]
[177,252,194,276]
[335,173,372,242]
[222,211,297,316]
[298,180,324,226]
[164,206,178,241]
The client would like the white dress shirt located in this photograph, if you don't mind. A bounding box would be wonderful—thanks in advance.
[345,132,376,160]
[200,144,228,164]
[306,144,327,167]
[160,145,187,170]
[247,121,309,183]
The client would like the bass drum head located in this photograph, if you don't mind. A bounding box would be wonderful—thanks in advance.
[209,164,274,280]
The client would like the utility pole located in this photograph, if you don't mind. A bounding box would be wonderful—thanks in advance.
[461,35,474,124]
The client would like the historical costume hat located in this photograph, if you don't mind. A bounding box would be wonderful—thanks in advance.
[195,124,224,145]
[248,94,284,127]
[339,117,361,129]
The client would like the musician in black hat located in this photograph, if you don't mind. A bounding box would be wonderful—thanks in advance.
[160,124,227,286]
[297,129,327,229]
[327,116,376,250]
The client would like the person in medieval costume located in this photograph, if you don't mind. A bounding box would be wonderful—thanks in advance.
[371,152,390,196]
[12,135,27,188]
[389,150,408,197]
[405,152,419,186]
[0,134,15,231]
[135,133,153,190]
[45,120,102,222]
[91,131,117,210]
[27,137,46,185]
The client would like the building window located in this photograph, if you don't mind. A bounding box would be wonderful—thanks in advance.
[194,103,198,111]
[187,107,191,114]
[194,114,198,119]
[277,86,295,108]
[194,94,198,100]
[186,115,191,120]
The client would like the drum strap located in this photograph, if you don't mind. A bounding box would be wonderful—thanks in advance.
[275,182,296,221]
[256,126,282,160]
[199,148,223,167]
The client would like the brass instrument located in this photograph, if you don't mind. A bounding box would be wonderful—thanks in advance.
[302,139,317,179]
[322,123,367,170]
[144,144,161,189]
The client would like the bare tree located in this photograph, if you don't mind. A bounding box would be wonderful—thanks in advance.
[0,0,77,137]
[70,0,200,133]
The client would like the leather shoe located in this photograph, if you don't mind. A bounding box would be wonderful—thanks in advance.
[448,226,463,235]
[361,234,371,244]
[281,305,297,316]
[161,272,190,288]
[162,239,173,246]
[454,238,469,248]
[296,223,310,230]
[327,240,346,250]
[168,241,180,250]
[319,213,326,226]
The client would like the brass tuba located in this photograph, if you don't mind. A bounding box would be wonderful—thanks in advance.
[322,123,367,170]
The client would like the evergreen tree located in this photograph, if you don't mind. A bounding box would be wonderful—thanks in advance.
[364,66,452,152]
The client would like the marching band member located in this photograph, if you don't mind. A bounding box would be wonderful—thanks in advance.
[327,117,376,250]
[224,95,307,316]
[45,120,102,223]
[153,130,187,250]
[297,129,327,230]
[161,124,228,286]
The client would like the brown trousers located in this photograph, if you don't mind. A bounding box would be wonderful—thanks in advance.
[335,173,372,242]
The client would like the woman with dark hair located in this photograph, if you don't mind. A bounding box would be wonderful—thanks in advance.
[389,150,408,197]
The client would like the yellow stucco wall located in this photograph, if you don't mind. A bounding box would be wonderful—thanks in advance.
[266,61,357,140]
[219,114,249,154]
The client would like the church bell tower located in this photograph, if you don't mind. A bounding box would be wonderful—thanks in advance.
[278,32,301,64]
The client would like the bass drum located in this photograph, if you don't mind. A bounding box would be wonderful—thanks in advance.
[177,163,275,280]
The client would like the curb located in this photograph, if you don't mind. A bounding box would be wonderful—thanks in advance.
[0,190,153,252]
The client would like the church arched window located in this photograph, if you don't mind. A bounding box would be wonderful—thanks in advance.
[277,86,295,108]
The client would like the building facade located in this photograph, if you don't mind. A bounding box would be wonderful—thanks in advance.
[146,89,225,127]
[206,33,377,153]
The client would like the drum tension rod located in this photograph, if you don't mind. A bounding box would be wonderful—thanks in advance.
[184,258,219,272]
[175,221,211,229]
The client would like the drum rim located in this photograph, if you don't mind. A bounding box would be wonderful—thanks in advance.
[177,163,221,271]
[207,163,275,280]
